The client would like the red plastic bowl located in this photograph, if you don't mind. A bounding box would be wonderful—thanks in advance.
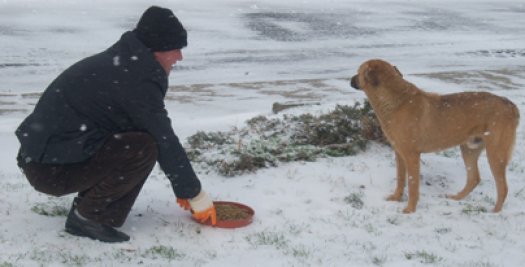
[193,201,254,228]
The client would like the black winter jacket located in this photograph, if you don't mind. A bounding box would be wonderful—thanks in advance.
[15,31,201,198]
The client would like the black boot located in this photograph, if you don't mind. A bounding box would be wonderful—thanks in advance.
[65,198,130,243]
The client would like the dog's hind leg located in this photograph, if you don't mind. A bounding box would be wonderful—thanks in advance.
[447,143,484,201]
[485,129,515,212]
[387,151,406,202]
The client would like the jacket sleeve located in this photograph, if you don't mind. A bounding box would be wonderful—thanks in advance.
[121,81,201,199]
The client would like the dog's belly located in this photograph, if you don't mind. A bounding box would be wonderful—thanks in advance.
[419,140,464,153]
[383,118,482,153]
[417,127,483,153]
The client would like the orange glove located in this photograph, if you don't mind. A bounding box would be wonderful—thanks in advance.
[188,191,217,225]
[192,207,217,225]
[176,198,191,210]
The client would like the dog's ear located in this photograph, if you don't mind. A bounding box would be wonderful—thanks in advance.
[364,66,379,87]
[393,66,403,77]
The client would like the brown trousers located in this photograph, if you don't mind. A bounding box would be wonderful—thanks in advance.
[18,132,158,227]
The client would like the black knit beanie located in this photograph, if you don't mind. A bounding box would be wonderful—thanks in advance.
[133,6,187,51]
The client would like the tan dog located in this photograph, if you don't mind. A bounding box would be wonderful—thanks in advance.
[350,59,520,213]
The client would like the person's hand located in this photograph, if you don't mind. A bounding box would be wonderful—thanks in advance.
[188,190,217,225]
[176,198,191,210]
[192,207,217,225]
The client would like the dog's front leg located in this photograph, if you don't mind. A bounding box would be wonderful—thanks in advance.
[387,151,406,201]
[403,151,421,214]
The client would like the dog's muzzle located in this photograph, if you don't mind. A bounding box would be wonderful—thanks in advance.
[350,75,360,90]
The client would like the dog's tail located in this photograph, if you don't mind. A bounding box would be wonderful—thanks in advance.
[504,98,520,162]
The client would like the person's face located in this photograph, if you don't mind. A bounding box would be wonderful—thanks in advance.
[153,49,183,75]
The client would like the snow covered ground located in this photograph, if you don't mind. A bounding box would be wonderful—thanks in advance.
[1,0,524,266]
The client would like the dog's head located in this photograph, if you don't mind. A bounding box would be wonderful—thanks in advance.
[350,59,403,91]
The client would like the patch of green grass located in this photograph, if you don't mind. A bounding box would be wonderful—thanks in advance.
[187,101,386,176]
[0,262,14,267]
[246,230,313,261]
[515,186,525,200]
[142,245,185,261]
[29,249,89,266]
[364,223,382,236]
[187,131,234,149]
[404,250,442,264]
[289,246,311,259]
[59,254,88,266]
[371,255,387,266]
[344,192,364,209]
[435,227,452,234]
[386,215,400,225]
[31,203,69,217]
[461,204,487,215]
[109,250,134,263]
[245,231,289,250]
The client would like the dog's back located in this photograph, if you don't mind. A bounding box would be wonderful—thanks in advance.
[414,91,519,152]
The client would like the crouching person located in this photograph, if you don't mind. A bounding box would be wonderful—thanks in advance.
[15,6,216,243]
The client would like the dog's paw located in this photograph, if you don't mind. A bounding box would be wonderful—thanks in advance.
[386,193,402,202]
[402,206,416,214]
[446,193,463,201]
[492,205,503,213]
